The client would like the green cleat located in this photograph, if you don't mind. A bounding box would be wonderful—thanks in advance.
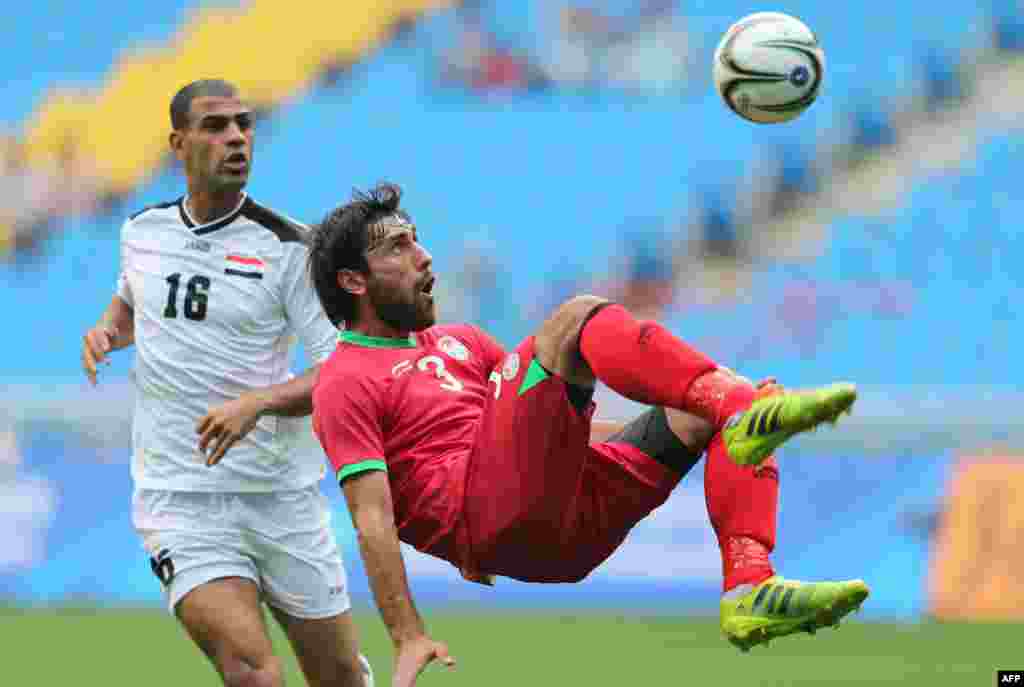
[720,576,870,652]
[722,383,857,466]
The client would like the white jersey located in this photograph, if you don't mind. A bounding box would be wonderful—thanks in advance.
[117,194,338,492]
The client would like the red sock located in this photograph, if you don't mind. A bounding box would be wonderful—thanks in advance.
[578,304,718,409]
[704,432,778,592]
[685,369,762,429]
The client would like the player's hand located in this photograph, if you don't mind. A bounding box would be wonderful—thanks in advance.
[197,393,268,467]
[82,326,116,386]
[392,635,455,687]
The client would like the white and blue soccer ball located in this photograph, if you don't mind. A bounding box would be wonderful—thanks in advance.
[713,12,825,124]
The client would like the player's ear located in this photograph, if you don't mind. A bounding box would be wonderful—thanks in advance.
[169,130,186,161]
[338,269,367,297]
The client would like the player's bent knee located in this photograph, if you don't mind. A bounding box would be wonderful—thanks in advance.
[535,294,610,383]
[557,294,610,329]
[543,295,610,340]
[560,293,609,314]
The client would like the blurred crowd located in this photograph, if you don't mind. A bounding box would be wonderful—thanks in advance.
[0,134,103,258]
[437,0,694,95]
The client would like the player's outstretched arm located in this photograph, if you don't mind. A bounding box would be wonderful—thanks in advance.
[82,295,134,385]
[246,363,324,418]
[199,364,323,467]
[342,470,455,687]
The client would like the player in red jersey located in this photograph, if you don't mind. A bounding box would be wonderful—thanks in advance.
[308,184,868,686]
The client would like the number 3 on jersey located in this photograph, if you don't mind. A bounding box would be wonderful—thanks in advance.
[418,355,463,392]
[164,273,210,321]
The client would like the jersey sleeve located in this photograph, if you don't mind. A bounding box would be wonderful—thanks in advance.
[470,326,507,375]
[116,219,134,307]
[313,375,389,485]
[280,242,338,364]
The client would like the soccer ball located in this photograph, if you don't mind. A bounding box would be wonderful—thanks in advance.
[713,12,825,124]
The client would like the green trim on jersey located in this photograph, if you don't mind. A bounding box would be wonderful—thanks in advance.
[338,330,417,349]
[518,359,550,396]
[337,459,388,484]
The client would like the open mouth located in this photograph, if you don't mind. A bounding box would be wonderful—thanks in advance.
[223,153,248,169]
[420,276,435,296]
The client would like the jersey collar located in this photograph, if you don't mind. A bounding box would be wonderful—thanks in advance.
[338,330,418,349]
[180,193,249,236]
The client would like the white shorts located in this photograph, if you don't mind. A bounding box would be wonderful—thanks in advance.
[132,486,350,619]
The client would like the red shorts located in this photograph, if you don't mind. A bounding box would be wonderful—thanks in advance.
[459,337,681,583]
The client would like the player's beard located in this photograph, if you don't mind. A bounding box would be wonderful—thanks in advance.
[367,278,436,333]
[210,156,249,192]
[189,143,249,194]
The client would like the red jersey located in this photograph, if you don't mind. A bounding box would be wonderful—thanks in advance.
[313,325,506,563]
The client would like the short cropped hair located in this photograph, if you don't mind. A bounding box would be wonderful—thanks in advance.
[307,183,411,326]
[170,79,239,130]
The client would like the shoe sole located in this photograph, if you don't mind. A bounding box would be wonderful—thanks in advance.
[724,582,870,652]
[728,384,858,466]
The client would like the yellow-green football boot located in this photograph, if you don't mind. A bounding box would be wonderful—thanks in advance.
[722,383,857,466]
[720,576,870,652]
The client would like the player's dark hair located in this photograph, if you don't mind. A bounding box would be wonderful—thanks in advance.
[170,79,239,130]
[307,183,411,326]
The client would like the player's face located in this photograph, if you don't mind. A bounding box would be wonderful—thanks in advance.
[177,96,254,194]
[364,223,436,333]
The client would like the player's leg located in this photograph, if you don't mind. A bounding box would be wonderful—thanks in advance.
[246,487,371,687]
[598,371,783,589]
[464,300,769,582]
[533,295,833,586]
[465,295,846,583]
[595,407,868,652]
[704,399,868,652]
[133,490,283,686]
[580,405,777,583]
[513,402,767,581]
[268,608,372,687]
[648,386,859,604]
[537,295,856,466]
[176,578,284,687]
[597,404,779,587]
[628,406,867,651]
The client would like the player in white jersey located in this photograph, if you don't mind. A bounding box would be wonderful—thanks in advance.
[81,80,371,687]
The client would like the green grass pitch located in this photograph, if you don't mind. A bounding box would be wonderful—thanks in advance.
[0,608,1018,685]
